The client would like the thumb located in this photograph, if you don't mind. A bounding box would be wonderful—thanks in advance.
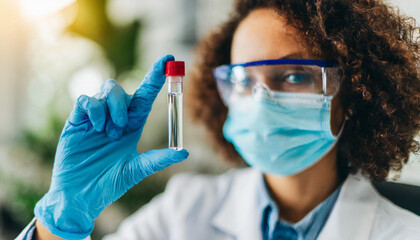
[125,148,189,185]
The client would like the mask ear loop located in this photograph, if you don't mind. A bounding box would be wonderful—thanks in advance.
[311,67,347,165]
[322,66,347,139]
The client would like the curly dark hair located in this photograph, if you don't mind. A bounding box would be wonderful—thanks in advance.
[186,0,420,181]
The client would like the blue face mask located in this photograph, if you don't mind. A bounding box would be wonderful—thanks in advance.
[223,91,339,176]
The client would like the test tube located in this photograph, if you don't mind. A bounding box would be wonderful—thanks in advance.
[165,61,185,150]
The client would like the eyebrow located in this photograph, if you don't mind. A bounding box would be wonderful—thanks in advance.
[278,52,305,59]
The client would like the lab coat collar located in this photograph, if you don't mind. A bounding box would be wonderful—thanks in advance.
[211,168,262,240]
[318,173,379,240]
[211,169,379,240]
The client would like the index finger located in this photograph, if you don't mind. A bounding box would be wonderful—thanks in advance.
[128,55,174,118]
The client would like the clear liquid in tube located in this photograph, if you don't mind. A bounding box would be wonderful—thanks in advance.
[168,82,183,150]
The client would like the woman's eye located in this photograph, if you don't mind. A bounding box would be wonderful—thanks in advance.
[284,73,311,84]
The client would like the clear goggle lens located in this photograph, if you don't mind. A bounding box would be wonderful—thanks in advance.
[213,61,341,106]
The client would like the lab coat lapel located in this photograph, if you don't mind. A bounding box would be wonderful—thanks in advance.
[318,174,379,240]
[211,168,263,240]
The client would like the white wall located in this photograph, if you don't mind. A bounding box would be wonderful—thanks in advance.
[388,0,420,185]
[390,0,420,22]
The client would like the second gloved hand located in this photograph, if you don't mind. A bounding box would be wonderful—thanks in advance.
[34,55,189,240]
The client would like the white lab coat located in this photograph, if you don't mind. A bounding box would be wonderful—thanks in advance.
[16,168,420,240]
[101,168,420,240]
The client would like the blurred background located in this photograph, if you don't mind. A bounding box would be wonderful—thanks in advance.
[0,0,418,239]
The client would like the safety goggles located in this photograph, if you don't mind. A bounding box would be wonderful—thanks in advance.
[213,59,342,106]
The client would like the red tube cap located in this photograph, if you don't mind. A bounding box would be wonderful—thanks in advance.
[165,61,185,76]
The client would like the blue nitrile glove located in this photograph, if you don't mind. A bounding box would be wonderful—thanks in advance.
[34,55,189,240]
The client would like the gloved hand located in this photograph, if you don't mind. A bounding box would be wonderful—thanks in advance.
[34,55,189,240]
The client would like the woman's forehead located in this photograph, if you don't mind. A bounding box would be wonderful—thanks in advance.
[231,8,311,64]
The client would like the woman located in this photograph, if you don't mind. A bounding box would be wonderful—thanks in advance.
[17,0,420,239]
